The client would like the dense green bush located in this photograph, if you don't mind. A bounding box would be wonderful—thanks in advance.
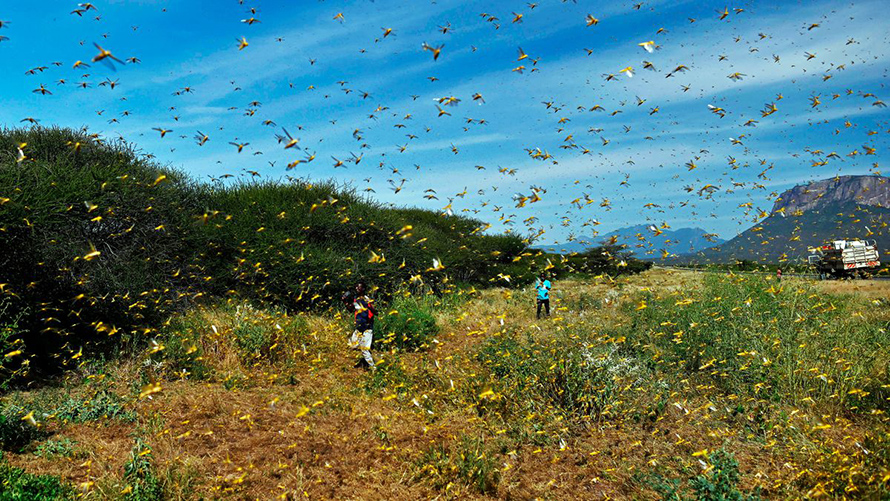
[374,296,439,351]
[195,180,528,310]
[0,126,203,379]
[0,404,47,452]
[0,300,27,390]
[0,454,73,500]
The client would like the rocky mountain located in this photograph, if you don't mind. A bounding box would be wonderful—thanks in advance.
[771,175,890,215]
[539,225,724,257]
[675,175,890,264]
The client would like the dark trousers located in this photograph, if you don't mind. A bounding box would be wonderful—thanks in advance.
[536,299,550,318]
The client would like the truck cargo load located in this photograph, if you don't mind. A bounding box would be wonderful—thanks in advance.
[807,239,881,279]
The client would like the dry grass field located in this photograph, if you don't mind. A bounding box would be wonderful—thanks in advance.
[2,268,888,499]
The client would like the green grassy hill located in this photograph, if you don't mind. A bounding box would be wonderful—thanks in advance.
[0,126,530,380]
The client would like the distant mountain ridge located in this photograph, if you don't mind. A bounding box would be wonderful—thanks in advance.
[539,225,724,257]
[544,176,890,263]
[674,175,890,264]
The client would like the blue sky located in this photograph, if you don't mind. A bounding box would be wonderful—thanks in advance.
[1,0,888,245]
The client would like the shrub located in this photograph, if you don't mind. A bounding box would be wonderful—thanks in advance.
[523,245,653,280]
[374,296,439,351]
[152,316,212,381]
[0,126,202,380]
[0,403,48,452]
[0,299,27,390]
[476,331,645,425]
[637,449,760,500]
[0,454,73,500]
[233,322,273,359]
[33,438,79,459]
[54,390,135,424]
[690,450,760,500]
[229,303,311,363]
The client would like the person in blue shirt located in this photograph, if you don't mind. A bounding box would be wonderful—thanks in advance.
[535,272,551,319]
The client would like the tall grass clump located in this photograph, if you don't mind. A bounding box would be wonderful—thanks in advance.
[122,438,163,501]
[414,436,500,495]
[475,329,651,426]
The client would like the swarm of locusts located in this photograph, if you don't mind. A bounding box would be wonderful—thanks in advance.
[0,0,889,499]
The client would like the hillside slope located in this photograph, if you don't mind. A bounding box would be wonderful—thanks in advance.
[680,202,889,263]
[772,175,890,214]
[675,175,890,264]
[0,126,528,379]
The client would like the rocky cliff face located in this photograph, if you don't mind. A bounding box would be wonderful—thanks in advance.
[771,175,890,214]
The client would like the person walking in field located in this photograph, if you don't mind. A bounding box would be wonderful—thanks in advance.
[535,272,551,319]
[343,281,376,369]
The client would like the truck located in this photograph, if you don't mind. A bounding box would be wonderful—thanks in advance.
[807,239,881,279]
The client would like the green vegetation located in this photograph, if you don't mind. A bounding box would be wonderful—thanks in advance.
[0,300,27,390]
[522,244,654,281]
[54,390,135,424]
[0,126,527,382]
[151,314,213,381]
[0,454,73,500]
[0,387,133,452]
[0,404,47,452]
[122,438,163,501]
[476,331,639,424]
[0,271,884,498]
[566,244,654,275]
[618,274,889,410]
[638,449,761,500]
[363,353,412,394]
[374,295,440,351]
[415,436,500,495]
[33,438,79,460]
[149,301,319,385]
